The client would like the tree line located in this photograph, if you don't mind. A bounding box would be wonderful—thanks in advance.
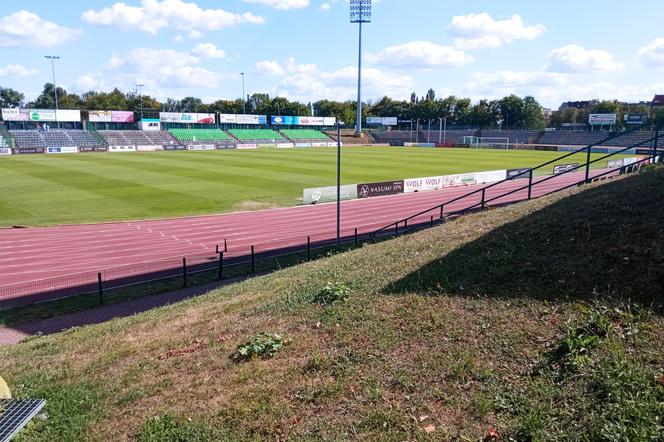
[1,84,662,129]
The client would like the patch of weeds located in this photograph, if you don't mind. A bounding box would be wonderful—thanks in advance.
[472,391,494,419]
[391,368,416,393]
[312,282,351,306]
[232,332,286,362]
[589,346,664,440]
[137,415,216,442]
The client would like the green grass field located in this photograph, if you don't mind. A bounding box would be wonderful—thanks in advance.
[0,147,630,226]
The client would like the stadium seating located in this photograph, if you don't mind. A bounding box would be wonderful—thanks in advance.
[538,131,607,146]
[478,130,544,145]
[169,128,233,143]
[228,129,287,143]
[280,129,332,141]
[0,135,7,148]
[98,130,177,146]
[9,130,102,148]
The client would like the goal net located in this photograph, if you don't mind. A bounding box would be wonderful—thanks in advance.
[473,137,510,149]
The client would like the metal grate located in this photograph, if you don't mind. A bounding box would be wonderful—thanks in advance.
[0,399,46,442]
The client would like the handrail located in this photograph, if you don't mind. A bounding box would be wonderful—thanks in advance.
[372,124,656,238]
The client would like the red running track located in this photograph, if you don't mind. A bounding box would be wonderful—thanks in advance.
[0,169,615,305]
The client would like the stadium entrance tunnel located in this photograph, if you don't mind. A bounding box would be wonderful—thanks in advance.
[382,168,664,310]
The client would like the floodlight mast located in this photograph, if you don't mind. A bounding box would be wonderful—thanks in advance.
[350,0,371,137]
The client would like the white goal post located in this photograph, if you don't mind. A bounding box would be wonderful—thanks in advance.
[473,137,510,149]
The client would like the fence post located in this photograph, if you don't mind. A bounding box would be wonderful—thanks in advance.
[481,188,486,209]
[97,272,104,305]
[251,246,255,273]
[585,145,591,183]
[404,219,408,231]
[182,257,187,288]
[528,169,533,200]
[218,252,224,280]
[224,238,228,252]
[354,228,358,246]
[430,215,434,227]
[307,236,311,261]
[439,205,444,222]
[395,222,399,236]
[653,128,659,163]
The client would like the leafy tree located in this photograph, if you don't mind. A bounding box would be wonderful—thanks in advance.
[469,99,500,129]
[522,96,546,129]
[0,87,24,108]
[28,83,81,109]
[81,88,127,110]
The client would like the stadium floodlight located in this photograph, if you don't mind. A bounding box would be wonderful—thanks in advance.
[241,72,246,114]
[335,119,345,250]
[350,0,371,136]
[44,55,60,126]
[136,84,144,120]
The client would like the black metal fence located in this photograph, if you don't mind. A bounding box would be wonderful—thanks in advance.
[1,126,660,311]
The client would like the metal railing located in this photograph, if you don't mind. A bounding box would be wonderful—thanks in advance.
[372,125,661,238]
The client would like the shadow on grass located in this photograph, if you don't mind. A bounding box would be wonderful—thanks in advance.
[384,168,664,309]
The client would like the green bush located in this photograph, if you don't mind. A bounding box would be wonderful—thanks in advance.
[232,332,286,362]
[312,282,350,306]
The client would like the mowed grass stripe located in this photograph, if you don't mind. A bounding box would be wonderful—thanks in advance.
[0,147,631,226]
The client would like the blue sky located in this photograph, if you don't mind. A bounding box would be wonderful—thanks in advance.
[1,0,663,109]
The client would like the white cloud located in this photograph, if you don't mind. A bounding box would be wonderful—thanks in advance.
[546,45,623,73]
[254,60,286,76]
[191,42,226,59]
[106,48,218,89]
[173,34,184,43]
[447,13,546,49]
[0,10,80,47]
[82,0,265,35]
[75,75,99,90]
[464,70,567,105]
[0,64,38,77]
[188,30,202,39]
[637,38,664,68]
[243,0,310,10]
[319,3,331,11]
[366,41,473,68]
[254,55,411,101]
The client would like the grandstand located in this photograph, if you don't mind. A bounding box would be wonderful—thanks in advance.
[280,129,332,142]
[169,128,234,145]
[478,130,543,145]
[228,129,288,143]
[98,130,176,146]
[538,131,606,146]
[0,134,8,148]
[9,130,102,149]
[323,129,376,145]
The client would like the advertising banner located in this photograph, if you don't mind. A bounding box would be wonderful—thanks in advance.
[79,146,108,152]
[112,111,135,123]
[109,145,137,152]
[219,114,237,124]
[623,157,638,166]
[276,143,294,148]
[607,159,624,168]
[159,112,215,124]
[186,145,215,150]
[295,143,312,148]
[404,176,444,193]
[474,170,507,184]
[0,147,12,155]
[553,163,579,174]
[323,117,336,126]
[366,117,382,125]
[164,145,187,151]
[382,117,398,126]
[136,145,163,152]
[55,110,81,122]
[303,184,358,205]
[297,116,326,126]
[237,144,258,149]
[2,108,29,121]
[15,147,44,154]
[46,146,78,154]
[29,109,56,122]
[357,180,404,198]
[442,173,477,187]
[236,114,266,125]
[624,114,647,125]
[506,168,531,180]
[588,114,616,125]
[88,110,112,122]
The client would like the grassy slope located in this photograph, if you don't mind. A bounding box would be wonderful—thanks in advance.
[0,147,627,226]
[1,169,662,441]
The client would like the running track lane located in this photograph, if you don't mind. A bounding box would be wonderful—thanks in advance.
[0,169,615,301]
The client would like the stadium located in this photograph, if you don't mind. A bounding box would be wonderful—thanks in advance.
[0,1,663,441]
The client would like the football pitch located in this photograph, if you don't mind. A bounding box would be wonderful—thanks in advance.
[0,147,630,227]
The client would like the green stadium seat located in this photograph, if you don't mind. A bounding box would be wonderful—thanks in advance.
[228,129,287,142]
[168,128,233,142]
[280,129,331,140]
